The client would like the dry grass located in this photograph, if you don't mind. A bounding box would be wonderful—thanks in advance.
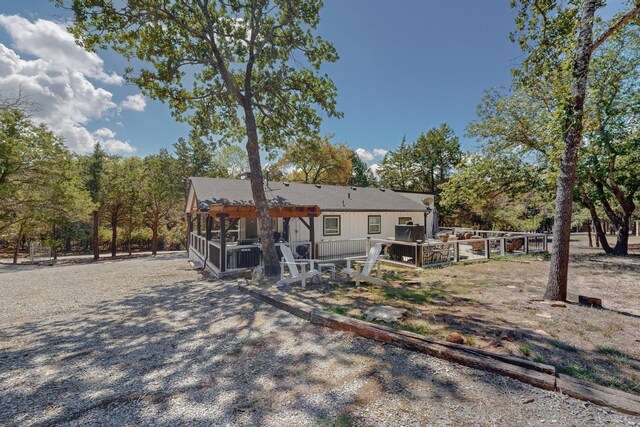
[283,234,640,395]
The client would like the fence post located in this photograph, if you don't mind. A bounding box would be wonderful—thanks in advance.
[500,238,505,256]
[543,234,548,252]
[524,236,529,254]
[485,239,490,259]
[455,241,460,262]
[416,241,422,267]
[366,236,371,252]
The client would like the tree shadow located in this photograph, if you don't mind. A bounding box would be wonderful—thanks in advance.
[0,275,545,427]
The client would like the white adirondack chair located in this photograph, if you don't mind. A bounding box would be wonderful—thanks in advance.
[276,245,321,288]
[343,243,385,286]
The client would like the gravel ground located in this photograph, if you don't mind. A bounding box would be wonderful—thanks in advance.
[1,254,639,426]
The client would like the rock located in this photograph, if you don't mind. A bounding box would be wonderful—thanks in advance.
[522,398,535,404]
[364,305,408,323]
[236,269,252,279]
[506,285,518,289]
[446,331,465,344]
[578,295,603,308]
[534,329,550,337]
[536,312,552,319]
[251,265,264,283]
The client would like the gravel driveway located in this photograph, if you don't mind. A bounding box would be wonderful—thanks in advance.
[1,254,638,426]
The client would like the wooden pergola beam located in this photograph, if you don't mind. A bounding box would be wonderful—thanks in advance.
[207,204,321,219]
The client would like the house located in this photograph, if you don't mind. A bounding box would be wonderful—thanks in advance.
[185,177,434,275]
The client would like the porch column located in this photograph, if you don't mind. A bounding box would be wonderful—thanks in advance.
[423,212,427,238]
[218,213,228,272]
[205,215,212,262]
[197,214,202,236]
[186,213,192,252]
[283,218,290,242]
[309,214,316,259]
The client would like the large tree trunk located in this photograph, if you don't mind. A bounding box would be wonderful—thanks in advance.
[52,224,58,260]
[151,218,159,256]
[545,0,597,301]
[243,105,279,277]
[12,221,24,265]
[611,215,630,255]
[92,210,100,260]
[111,210,118,257]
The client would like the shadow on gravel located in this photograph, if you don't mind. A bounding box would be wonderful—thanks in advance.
[1,277,547,426]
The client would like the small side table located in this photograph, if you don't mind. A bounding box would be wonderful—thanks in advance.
[318,262,336,280]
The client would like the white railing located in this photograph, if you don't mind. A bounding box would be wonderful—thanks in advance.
[190,231,548,275]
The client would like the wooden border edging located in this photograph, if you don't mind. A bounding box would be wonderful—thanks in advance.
[237,281,640,416]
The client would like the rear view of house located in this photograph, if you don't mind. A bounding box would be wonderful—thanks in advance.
[185,177,434,276]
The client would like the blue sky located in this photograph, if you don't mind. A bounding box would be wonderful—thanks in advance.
[0,1,628,165]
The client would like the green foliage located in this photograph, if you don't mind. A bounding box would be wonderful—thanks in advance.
[0,107,93,256]
[349,151,377,187]
[66,0,341,151]
[440,152,551,231]
[378,125,461,196]
[276,135,353,185]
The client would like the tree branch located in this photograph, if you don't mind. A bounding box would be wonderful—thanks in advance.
[590,5,640,54]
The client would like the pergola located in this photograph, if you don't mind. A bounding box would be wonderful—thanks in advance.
[188,203,322,272]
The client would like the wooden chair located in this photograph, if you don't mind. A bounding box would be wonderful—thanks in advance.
[343,243,385,286]
[276,245,321,288]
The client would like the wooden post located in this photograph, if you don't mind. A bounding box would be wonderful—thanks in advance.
[454,241,460,263]
[218,213,228,272]
[485,239,490,259]
[543,234,548,252]
[309,214,315,259]
[197,214,202,236]
[415,241,423,267]
[500,238,505,256]
[205,215,212,262]
[186,213,192,252]
[524,236,529,254]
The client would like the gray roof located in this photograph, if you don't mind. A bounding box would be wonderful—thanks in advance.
[189,177,430,212]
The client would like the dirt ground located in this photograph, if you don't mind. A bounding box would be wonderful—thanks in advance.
[2,252,640,426]
[283,233,640,396]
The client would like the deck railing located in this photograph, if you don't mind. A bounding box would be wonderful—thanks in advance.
[188,231,548,276]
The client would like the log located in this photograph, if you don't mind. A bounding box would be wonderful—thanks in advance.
[556,374,640,416]
[578,295,603,308]
[310,310,556,391]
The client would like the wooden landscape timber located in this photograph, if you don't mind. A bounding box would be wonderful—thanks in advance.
[237,281,640,416]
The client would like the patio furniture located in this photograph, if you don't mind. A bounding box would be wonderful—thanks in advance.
[276,245,321,288]
[343,243,385,286]
[318,262,336,280]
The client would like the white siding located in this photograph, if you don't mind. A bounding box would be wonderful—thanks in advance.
[313,211,426,241]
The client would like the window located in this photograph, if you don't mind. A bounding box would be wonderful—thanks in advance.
[323,215,341,236]
[398,217,412,225]
[368,215,381,234]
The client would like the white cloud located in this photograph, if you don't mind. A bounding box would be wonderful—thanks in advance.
[0,15,134,153]
[355,148,374,162]
[372,148,388,158]
[93,127,135,153]
[121,93,146,111]
[356,147,388,162]
[370,163,381,175]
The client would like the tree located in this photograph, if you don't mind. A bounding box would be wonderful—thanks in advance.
[119,157,145,255]
[413,124,461,195]
[439,152,550,231]
[66,0,341,277]
[511,0,640,301]
[215,145,250,178]
[378,137,417,191]
[349,152,377,187]
[79,143,108,260]
[142,150,183,255]
[276,135,353,185]
[0,107,92,262]
[576,25,640,255]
